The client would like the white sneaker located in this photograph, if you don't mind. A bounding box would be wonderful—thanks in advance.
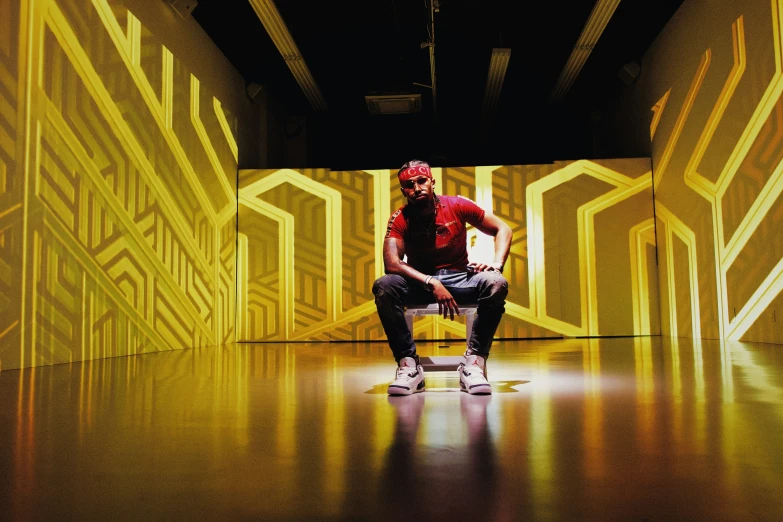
[387,357,425,395]
[458,354,492,394]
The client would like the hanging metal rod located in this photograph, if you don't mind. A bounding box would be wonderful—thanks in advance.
[427,0,438,122]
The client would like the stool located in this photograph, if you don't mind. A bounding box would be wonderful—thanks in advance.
[405,303,478,372]
[404,303,479,374]
[404,303,478,351]
[404,303,485,377]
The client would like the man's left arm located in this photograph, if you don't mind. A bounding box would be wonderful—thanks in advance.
[472,213,512,273]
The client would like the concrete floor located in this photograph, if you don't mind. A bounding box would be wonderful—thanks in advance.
[1,337,783,520]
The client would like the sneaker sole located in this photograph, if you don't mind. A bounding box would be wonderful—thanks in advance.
[387,380,425,396]
[468,384,492,395]
[460,380,492,395]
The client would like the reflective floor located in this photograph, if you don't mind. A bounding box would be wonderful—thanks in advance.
[2,338,783,520]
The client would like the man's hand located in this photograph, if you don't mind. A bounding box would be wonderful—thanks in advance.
[431,279,460,320]
[467,262,504,273]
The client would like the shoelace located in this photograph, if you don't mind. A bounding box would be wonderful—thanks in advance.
[463,364,486,377]
[396,366,416,380]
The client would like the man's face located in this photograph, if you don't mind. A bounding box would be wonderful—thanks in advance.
[400,175,435,207]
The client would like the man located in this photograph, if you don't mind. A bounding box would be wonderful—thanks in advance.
[373,160,512,395]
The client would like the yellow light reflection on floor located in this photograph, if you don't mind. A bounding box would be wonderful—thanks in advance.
[3,338,783,519]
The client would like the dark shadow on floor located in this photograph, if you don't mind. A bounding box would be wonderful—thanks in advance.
[364,379,529,394]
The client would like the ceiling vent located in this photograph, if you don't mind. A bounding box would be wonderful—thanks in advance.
[365,94,422,115]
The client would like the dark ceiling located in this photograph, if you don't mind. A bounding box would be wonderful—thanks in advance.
[192,0,684,169]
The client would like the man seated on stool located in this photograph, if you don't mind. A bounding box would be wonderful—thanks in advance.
[373,160,512,395]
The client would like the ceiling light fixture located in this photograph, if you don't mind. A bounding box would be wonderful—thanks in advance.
[248,0,327,111]
[481,48,511,133]
[549,0,621,102]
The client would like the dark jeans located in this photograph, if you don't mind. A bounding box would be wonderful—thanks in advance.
[372,270,509,362]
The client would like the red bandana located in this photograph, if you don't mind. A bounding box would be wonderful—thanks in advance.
[398,165,432,181]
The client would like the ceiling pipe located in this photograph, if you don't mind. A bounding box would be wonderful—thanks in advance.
[427,0,437,123]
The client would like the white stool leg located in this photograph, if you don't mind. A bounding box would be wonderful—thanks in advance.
[405,311,414,338]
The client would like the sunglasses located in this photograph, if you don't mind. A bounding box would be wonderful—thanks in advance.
[401,177,431,190]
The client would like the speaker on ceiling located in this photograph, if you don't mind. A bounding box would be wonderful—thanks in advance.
[164,0,198,19]
[618,61,641,86]
[246,82,264,102]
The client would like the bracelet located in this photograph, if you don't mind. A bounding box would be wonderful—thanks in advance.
[424,275,433,290]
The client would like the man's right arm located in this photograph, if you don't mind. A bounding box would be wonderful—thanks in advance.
[383,237,460,319]
[383,237,429,286]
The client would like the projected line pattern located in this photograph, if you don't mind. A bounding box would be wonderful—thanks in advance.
[650,90,671,141]
[0,0,23,369]
[0,0,238,369]
[630,220,658,336]
[654,8,783,341]
[655,203,702,339]
[239,169,342,339]
[238,160,656,341]
[526,161,653,336]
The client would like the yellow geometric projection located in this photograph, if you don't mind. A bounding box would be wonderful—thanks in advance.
[577,168,653,335]
[655,204,701,339]
[4,2,661,359]
[91,4,230,219]
[665,8,783,341]
[235,199,294,339]
[520,160,652,336]
[362,170,392,280]
[213,98,238,162]
[190,75,235,206]
[44,7,215,312]
[654,50,711,189]
[683,17,747,200]
[237,233,249,339]
[40,105,211,345]
[467,165,502,263]
[1,0,240,369]
[238,160,655,342]
[650,89,671,141]
[630,219,657,335]
[239,169,343,333]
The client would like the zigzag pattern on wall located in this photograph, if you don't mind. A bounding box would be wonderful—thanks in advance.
[650,1,783,343]
[0,0,238,370]
[238,159,656,343]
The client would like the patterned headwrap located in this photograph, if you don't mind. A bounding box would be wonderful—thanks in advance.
[398,165,433,182]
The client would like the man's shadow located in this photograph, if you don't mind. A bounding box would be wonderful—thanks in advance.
[365,379,529,394]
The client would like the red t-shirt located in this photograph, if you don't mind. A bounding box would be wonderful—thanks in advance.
[385,195,485,272]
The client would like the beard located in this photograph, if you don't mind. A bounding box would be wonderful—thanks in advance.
[407,193,435,210]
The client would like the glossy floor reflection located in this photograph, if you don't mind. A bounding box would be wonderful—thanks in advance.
[2,337,783,520]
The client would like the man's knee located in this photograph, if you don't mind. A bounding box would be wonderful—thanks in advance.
[372,274,407,298]
[477,272,508,301]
